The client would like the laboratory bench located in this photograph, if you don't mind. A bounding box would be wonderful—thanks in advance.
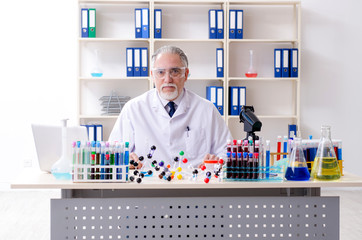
[11,170,362,240]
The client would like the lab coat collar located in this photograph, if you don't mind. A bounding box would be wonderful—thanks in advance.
[152,88,190,118]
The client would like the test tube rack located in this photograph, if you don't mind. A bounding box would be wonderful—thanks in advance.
[73,165,129,183]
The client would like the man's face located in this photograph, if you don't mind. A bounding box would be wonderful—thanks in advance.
[151,53,189,101]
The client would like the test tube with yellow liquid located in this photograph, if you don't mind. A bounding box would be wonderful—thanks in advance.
[311,125,341,180]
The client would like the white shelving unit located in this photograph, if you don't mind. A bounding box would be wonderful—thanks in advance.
[77,0,301,142]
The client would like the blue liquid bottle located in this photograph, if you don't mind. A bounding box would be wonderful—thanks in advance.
[285,137,310,181]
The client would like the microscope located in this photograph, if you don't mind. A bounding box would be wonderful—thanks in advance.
[239,105,262,141]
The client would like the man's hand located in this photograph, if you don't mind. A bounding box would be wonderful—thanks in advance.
[198,153,219,168]
[129,152,143,169]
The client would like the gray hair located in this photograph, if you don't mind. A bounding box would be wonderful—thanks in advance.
[151,46,189,68]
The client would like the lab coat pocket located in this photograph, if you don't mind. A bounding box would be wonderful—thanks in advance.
[185,128,207,160]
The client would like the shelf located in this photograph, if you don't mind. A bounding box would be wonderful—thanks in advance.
[79,0,150,4]
[79,38,150,43]
[77,0,301,140]
[228,39,298,44]
[228,115,297,120]
[228,0,300,6]
[154,38,225,43]
[79,77,149,81]
[187,77,224,81]
[79,115,119,119]
[154,0,226,5]
[228,77,298,82]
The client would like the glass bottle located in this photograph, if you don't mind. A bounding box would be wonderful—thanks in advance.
[91,49,103,77]
[51,119,72,180]
[245,49,257,78]
[285,138,310,181]
[311,125,341,180]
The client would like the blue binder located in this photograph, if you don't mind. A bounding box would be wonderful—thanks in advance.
[206,86,217,108]
[229,86,239,115]
[82,124,102,141]
[135,9,142,38]
[216,10,224,39]
[274,49,282,78]
[229,10,236,39]
[288,124,297,139]
[282,48,290,77]
[126,48,134,77]
[290,48,298,77]
[236,10,243,39]
[216,86,224,115]
[238,86,246,114]
[95,124,103,141]
[141,48,148,76]
[81,8,89,38]
[81,125,93,141]
[154,9,162,38]
[209,9,217,39]
[134,48,141,77]
[141,8,149,38]
[216,48,224,78]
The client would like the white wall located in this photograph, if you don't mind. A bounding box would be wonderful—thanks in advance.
[1,0,361,185]
[300,0,362,176]
[0,1,78,183]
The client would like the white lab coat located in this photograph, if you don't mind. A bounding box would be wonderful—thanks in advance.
[109,88,232,167]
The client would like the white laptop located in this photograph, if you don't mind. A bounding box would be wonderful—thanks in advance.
[31,124,88,172]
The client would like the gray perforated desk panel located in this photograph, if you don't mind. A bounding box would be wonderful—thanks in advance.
[13,170,362,240]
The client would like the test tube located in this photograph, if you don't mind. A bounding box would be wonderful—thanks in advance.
[71,142,76,180]
[96,142,101,179]
[226,139,232,154]
[226,152,232,179]
[277,136,282,161]
[254,153,259,179]
[266,140,270,179]
[242,140,249,179]
[100,142,106,180]
[247,153,253,179]
[90,141,96,180]
[231,152,236,179]
[283,136,288,158]
[254,141,259,179]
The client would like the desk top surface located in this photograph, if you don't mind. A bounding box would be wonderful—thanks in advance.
[10,169,362,190]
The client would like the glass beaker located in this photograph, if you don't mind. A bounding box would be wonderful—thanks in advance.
[285,138,310,181]
[91,49,103,77]
[311,125,341,180]
[245,49,258,78]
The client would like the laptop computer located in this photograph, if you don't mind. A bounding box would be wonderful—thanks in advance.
[31,124,88,173]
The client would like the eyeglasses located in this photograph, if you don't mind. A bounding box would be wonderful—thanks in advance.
[152,67,186,79]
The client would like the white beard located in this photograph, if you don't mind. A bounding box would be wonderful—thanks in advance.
[159,83,178,101]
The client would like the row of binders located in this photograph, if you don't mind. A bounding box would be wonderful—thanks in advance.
[81,124,103,142]
[229,86,246,116]
[135,8,162,38]
[81,8,96,38]
[209,9,244,39]
[206,86,246,116]
[126,48,149,77]
[274,48,299,78]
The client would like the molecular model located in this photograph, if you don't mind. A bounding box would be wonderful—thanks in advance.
[158,151,188,181]
[129,145,224,184]
[129,145,157,183]
[200,158,225,183]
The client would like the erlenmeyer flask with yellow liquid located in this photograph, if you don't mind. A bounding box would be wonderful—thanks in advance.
[311,125,341,180]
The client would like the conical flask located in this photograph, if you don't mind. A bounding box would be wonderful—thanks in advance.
[51,119,72,180]
[91,49,103,77]
[311,125,341,180]
[245,49,257,78]
[285,138,310,181]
